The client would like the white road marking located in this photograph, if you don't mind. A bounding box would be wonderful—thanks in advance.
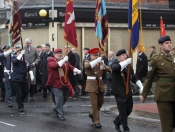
[0,121,16,127]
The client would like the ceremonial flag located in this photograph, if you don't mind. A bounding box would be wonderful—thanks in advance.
[10,0,22,46]
[95,0,108,51]
[128,0,139,52]
[160,17,166,36]
[64,0,78,48]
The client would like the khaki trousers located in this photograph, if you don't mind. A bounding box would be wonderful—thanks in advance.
[157,101,175,132]
[89,92,104,124]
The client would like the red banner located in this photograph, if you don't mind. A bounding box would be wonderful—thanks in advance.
[160,17,166,37]
[64,0,78,48]
[10,0,22,46]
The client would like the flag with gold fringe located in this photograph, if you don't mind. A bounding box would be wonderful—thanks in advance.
[95,0,108,52]
[64,0,78,48]
[10,0,22,46]
[128,0,139,52]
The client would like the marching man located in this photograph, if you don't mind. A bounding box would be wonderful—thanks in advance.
[46,48,81,121]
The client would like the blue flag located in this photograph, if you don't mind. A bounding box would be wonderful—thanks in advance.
[128,0,139,52]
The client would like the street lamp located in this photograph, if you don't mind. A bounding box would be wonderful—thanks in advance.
[39,0,55,51]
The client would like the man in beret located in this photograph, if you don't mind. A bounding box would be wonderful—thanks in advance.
[111,49,143,132]
[84,48,111,128]
[141,35,175,132]
[81,47,90,96]
[46,48,81,121]
[24,38,40,101]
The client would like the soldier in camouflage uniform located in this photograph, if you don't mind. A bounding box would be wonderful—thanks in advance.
[84,48,111,129]
[141,36,175,132]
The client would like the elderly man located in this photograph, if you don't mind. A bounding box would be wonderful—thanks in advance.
[141,36,175,132]
[111,49,143,132]
[24,38,40,101]
[46,48,81,121]
[105,51,116,96]
[12,47,34,112]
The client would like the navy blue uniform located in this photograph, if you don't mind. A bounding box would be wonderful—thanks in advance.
[12,54,31,110]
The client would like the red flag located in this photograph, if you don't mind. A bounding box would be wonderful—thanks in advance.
[160,17,166,37]
[64,0,78,48]
[10,0,22,46]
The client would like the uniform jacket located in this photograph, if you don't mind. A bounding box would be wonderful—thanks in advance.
[106,56,116,79]
[40,51,54,87]
[111,59,138,98]
[24,46,40,85]
[142,53,175,101]
[136,52,148,79]
[46,57,74,89]
[84,60,111,93]
[11,55,31,82]
[68,51,77,85]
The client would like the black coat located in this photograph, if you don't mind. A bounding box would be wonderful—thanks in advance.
[74,53,80,69]
[68,51,76,85]
[40,51,54,87]
[111,59,138,98]
[136,52,148,79]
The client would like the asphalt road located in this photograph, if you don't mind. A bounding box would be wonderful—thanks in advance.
[0,94,161,132]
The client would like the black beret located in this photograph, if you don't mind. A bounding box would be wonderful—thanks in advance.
[2,46,6,50]
[45,43,50,47]
[158,36,171,44]
[116,49,127,56]
[84,47,90,50]
[5,45,10,50]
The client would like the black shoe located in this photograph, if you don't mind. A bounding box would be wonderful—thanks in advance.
[8,104,12,107]
[113,120,121,132]
[53,108,58,114]
[72,93,79,98]
[94,123,102,128]
[89,114,94,123]
[0,98,4,101]
[58,116,65,121]
[132,91,139,95]
[19,108,24,112]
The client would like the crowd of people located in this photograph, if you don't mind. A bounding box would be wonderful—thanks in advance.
[0,35,174,132]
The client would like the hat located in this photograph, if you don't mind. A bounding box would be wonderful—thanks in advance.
[45,43,50,47]
[116,49,127,56]
[158,36,171,44]
[54,48,62,53]
[84,47,90,50]
[14,45,22,49]
[88,48,99,55]
[5,45,10,50]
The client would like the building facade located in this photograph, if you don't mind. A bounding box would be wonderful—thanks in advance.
[0,0,175,68]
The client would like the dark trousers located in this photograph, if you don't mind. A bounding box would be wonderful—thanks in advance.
[157,101,175,132]
[106,78,112,94]
[0,81,5,99]
[81,73,87,95]
[29,85,35,97]
[115,96,133,130]
[13,81,29,109]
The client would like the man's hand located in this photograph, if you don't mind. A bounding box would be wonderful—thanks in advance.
[2,78,5,82]
[31,62,36,66]
[140,96,146,103]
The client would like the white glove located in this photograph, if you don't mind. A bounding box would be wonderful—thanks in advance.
[29,70,34,81]
[73,68,81,75]
[119,58,132,71]
[17,50,25,60]
[89,57,102,68]
[58,56,68,67]
[4,49,12,57]
[136,80,143,93]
